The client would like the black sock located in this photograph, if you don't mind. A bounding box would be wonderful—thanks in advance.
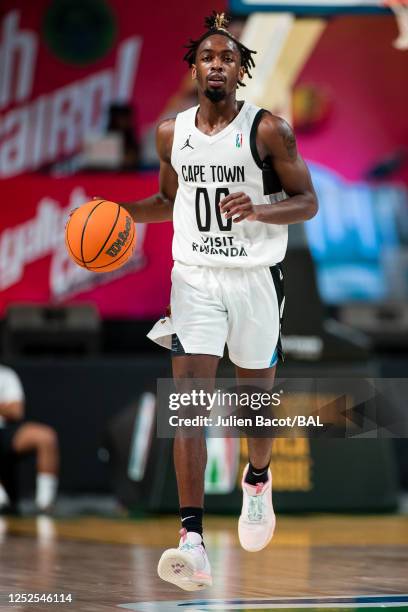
[180,507,203,538]
[245,461,270,486]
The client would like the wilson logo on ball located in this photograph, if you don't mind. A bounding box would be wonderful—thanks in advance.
[65,201,136,272]
[105,216,132,257]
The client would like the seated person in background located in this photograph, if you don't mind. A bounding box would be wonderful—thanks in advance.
[0,364,59,514]
[107,103,140,170]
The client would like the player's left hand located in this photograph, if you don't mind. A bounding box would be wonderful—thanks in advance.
[219,192,258,223]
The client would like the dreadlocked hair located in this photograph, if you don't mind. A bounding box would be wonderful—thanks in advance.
[183,11,257,88]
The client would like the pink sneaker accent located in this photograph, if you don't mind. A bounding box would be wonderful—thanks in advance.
[255,483,264,495]
[179,527,187,542]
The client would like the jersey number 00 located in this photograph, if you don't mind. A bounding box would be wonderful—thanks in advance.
[195,188,232,232]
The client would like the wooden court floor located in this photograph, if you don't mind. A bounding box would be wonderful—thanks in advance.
[0,514,407,611]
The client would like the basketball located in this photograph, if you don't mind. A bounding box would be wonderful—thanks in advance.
[65,199,136,272]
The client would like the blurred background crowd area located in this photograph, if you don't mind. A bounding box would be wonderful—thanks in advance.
[0,0,408,517]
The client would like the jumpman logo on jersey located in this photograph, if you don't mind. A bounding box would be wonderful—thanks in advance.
[180,135,194,150]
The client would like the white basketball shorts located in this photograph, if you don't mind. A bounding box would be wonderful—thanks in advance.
[147,261,285,369]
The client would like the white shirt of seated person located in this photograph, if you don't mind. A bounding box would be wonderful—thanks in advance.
[0,365,25,428]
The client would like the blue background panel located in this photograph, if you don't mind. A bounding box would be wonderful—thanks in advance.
[229,1,389,15]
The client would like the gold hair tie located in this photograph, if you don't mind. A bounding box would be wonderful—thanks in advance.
[214,12,229,30]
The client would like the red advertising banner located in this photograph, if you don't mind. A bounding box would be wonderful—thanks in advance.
[0,175,173,319]
[0,0,223,178]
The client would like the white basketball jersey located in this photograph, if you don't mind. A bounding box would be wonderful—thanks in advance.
[171,101,288,268]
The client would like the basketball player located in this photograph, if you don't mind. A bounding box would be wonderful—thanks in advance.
[120,12,318,590]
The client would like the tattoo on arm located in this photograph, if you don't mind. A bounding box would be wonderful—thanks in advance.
[279,120,297,161]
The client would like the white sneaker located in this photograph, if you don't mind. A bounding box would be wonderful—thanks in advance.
[157,528,212,591]
[238,464,276,552]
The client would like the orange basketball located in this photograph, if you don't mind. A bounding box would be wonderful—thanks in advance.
[65,200,136,272]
